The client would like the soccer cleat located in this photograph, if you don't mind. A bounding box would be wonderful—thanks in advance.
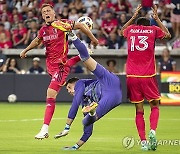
[54,130,69,139]
[149,130,157,151]
[87,48,94,55]
[141,145,149,151]
[51,20,72,32]
[141,140,149,151]
[67,31,78,41]
[63,146,77,150]
[35,131,49,140]
[82,102,98,114]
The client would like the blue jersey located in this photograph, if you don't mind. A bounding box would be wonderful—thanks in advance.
[83,79,102,105]
[68,79,102,119]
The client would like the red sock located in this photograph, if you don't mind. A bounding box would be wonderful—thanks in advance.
[44,98,56,125]
[150,106,159,130]
[136,111,146,141]
[67,56,81,67]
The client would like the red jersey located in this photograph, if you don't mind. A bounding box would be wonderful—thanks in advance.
[12,28,27,43]
[123,25,165,77]
[38,19,74,75]
[141,0,153,7]
[101,18,118,33]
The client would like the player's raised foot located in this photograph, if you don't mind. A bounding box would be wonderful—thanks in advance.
[35,131,49,140]
[82,102,98,114]
[67,31,78,41]
[51,20,72,32]
[149,130,157,151]
[141,140,149,151]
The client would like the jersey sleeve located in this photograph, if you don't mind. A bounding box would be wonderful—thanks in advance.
[123,25,133,38]
[37,28,43,40]
[60,19,75,30]
[51,19,75,32]
[68,80,85,120]
[154,26,166,39]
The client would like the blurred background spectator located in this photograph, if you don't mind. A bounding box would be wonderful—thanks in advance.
[157,48,176,73]
[106,59,119,73]
[25,20,39,45]
[169,0,180,38]
[70,64,84,73]
[107,33,120,49]
[11,21,27,48]
[27,57,45,74]
[101,10,118,39]
[0,48,6,73]
[3,58,21,74]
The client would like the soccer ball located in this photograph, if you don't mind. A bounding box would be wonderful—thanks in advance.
[77,16,93,30]
[8,94,17,103]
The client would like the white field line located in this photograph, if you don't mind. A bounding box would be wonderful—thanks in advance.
[0,117,180,123]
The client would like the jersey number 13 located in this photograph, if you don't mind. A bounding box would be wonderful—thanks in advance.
[130,36,148,51]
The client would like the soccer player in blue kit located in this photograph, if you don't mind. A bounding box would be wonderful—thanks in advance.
[54,32,122,150]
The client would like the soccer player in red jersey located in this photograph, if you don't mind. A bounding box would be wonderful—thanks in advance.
[120,4,171,151]
[20,3,98,140]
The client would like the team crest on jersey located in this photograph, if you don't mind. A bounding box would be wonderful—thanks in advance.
[43,31,46,35]
[53,28,57,34]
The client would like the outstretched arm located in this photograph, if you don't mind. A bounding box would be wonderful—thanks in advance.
[20,37,42,58]
[63,124,93,150]
[54,81,84,138]
[73,22,98,46]
[151,5,171,39]
[120,4,142,36]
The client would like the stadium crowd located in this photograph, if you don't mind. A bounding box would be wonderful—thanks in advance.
[0,0,179,74]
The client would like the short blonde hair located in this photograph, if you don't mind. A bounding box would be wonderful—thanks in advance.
[40,3,53,12]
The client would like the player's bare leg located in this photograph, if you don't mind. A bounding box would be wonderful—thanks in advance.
[135,102,149,150]
[35,88,58,139]
[148,100,160,151]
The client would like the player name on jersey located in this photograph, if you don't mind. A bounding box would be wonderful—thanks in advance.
[130,29,153,34]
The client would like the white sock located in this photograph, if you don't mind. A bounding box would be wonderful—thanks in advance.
[41,124,49,132]
[141,140,147,146]
[150,129,156,135]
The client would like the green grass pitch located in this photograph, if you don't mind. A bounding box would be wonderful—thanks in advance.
[0,103,180,154]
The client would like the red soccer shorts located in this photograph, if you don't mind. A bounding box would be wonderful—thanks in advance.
[48,64,70,92]
[127,76,161,103]
[47,56,81,92]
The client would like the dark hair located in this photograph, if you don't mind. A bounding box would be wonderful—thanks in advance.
[65,77,79,86]
[0,23,4,27]
[7,58,19,69]
[106,59,116,66]
[40,3,53,12]
[136,17,150,26]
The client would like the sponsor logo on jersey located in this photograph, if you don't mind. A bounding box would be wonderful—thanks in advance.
[43,34,58,41]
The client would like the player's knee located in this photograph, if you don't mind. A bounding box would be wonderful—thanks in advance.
[135,104,144,113]
[47,88,58,98]
[150,100,159,107]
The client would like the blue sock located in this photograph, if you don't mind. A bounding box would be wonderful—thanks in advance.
[72,38,90,61]
[83,114,96,126]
